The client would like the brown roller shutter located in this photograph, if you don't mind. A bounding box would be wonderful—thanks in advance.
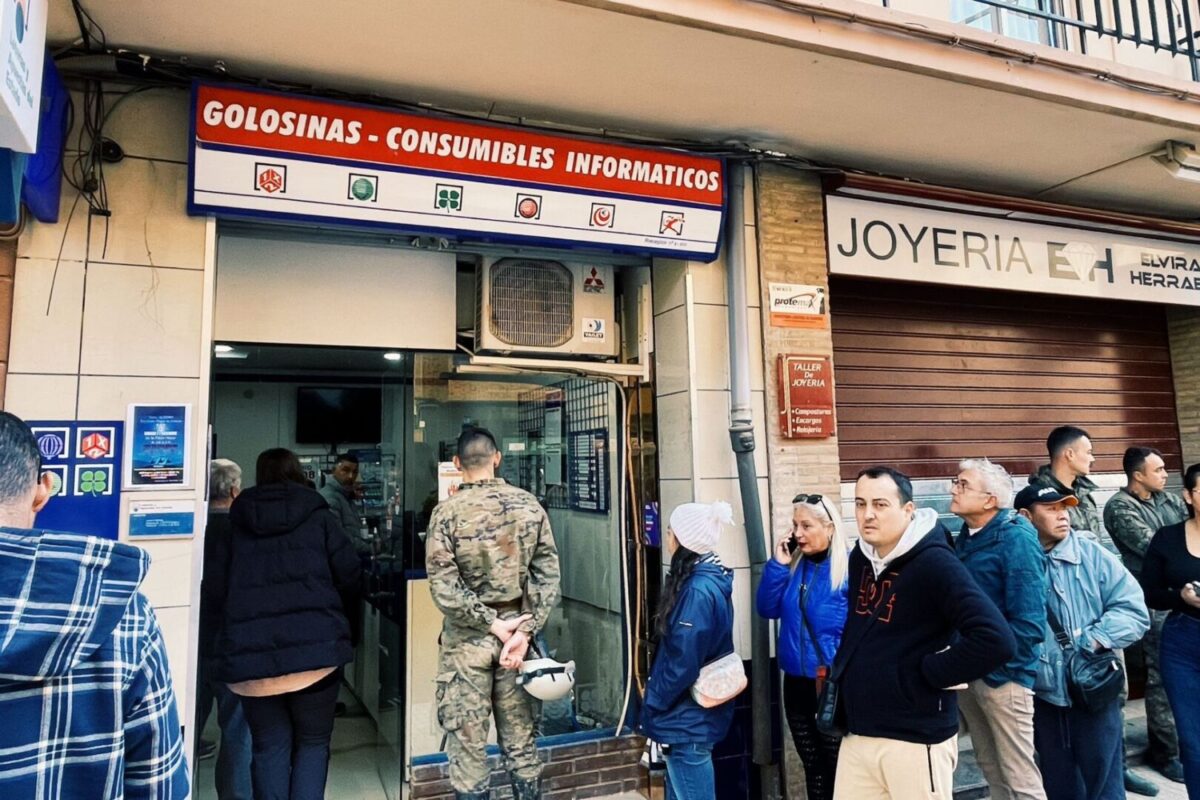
[830,276,1183,481]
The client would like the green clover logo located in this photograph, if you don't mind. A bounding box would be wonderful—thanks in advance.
[437,187,461,211]
[80,469,108,496]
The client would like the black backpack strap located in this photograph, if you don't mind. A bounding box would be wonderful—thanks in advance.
[1044,601,1074,649]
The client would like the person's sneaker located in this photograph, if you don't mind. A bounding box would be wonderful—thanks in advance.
[1125,767,1160,796]
[1156,759,1186,784]
[197,739,217,761]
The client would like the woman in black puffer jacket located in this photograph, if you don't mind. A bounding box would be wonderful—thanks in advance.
[209,448,361,800]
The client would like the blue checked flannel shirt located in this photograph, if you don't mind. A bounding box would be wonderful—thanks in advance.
[0,528,189,799]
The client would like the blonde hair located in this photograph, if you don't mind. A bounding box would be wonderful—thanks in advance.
[791,496,849,589]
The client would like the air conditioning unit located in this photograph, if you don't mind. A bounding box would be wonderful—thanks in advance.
[476,257,619,359]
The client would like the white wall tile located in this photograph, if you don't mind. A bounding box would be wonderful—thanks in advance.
[77,376,200,420]
[656,391,693,481]
[3,374,78,419]
[653,304,689,397]
[749,306,766,393]
[694,390,769,480]
[693,304,730,391]
[153,605,192,721]
[744,224,762,309]
[88,159,206,270]
[690,255,727,306]
[130,530,198,609]
[80,264,203,377]
[731,566,753,659]
[17,178,89,263]
[658,478,695,532]
[695,477,772,570]
[652,259,686,315]
[8,258,84,374]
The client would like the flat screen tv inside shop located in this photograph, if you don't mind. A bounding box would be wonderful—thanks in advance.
[295,387,382,445]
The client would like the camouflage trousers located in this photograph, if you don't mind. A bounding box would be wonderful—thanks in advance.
[1145,610,1180,765]
[436,626,540,793]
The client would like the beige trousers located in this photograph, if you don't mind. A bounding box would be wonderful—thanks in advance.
[833,733,958,800]
[957,679,1047,800]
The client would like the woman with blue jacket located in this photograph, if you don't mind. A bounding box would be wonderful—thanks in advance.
[641,501,737,800]
[756,493,850,800]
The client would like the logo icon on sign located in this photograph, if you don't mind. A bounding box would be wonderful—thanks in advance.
[514,194,542,220]
[79,432,111,460]
[41,466,66,498]
[348,174,378,203]
[36,432,66,461]
[589,203,615,229]
[254,163,287,194]
[14,0,28,43]
[434,184,463,212]
[75,465,113,497]
[582,318,607,341]
[583,267,606,294]
[659,211,685,237]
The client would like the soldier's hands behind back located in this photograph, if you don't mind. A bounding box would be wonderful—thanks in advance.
[500,630,530,670]
[489,613,532,644]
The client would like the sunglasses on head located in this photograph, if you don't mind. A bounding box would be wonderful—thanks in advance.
[793,493,835,519]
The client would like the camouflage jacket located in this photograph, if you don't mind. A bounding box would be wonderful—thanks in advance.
[1029,465,1117,556]
[1103,487,1187,577]
[425,478,561,636]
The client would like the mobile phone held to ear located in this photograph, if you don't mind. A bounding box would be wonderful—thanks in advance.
[786,537,799,555]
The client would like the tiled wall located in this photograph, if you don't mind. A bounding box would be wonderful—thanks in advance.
[5,87,210,728]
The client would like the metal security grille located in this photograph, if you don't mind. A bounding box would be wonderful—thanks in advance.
[489,259,574,347]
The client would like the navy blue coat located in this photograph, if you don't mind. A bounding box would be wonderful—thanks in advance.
[756,552,848,679]
[210,482,362,684]
[640,559,736,746]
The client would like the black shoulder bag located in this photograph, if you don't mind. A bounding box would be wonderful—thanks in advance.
[1046,602,1124,712]
[815,578,897,738]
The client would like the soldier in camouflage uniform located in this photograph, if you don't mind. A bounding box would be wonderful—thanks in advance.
[425,427,561,800]
[1030,425,1118,555]
[1103,447,1188,783]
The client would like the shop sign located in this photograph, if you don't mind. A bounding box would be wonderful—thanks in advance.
[189,84,725,259]
[828,195,1200,307]
[0,0,46,152]
[778,355,835,439]
[768,282,828,328]
[28,420,123,540]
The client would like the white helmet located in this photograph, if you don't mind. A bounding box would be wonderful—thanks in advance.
[517,657,576,701]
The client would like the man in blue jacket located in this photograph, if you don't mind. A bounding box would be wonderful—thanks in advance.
[951,458,1048,800]
[1016,482,1150,800]
[0,411,189,799]
[834,466,1015,800]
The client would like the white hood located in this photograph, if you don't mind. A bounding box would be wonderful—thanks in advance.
[859,507,939,579]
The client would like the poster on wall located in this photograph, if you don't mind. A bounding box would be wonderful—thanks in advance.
[128,500,196,539]
[124,404,192,490]
[768,283,828,328]
[29,421,123,540]
[778,355,836,439]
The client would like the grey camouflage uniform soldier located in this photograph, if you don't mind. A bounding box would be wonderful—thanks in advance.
[426,427,561,800]
[1103,446,1188,783]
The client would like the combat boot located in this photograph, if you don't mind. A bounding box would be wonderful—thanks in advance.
[510,776,541,800]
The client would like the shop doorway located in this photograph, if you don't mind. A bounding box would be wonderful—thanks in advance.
[197,344,628,800]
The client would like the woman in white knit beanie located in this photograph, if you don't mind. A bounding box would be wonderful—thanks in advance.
[639,500,737,800]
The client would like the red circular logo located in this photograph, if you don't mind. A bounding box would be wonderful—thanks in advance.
[518,198,539,218]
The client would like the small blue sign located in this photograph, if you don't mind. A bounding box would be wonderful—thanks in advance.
[128,501,195,538]
[28,420,123,541]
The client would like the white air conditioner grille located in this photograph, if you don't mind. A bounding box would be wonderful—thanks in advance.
[489,259,574,347]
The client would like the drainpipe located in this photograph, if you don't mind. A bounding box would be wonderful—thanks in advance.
[724,163,775,795]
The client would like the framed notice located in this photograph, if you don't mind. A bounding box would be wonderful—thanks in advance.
[124,404,192,490]
[778,355,835,439]
[768,283,828,328]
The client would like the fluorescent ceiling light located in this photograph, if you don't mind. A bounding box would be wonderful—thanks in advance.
[215,349,248,360]
[214,344,234,353]
[383,352,402,362]
[1155,141,1200,183]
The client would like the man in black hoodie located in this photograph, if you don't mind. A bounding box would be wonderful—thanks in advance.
[833,466,1015,799]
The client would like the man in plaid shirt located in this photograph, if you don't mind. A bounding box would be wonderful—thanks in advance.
[0,411,189,799]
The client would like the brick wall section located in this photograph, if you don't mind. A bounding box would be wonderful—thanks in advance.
[0,237,14,400]
[753,164,843,799]
[409,734,649,800]
[1168,307,1200,466]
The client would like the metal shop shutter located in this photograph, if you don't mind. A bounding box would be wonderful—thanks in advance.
[830,276,1183,481]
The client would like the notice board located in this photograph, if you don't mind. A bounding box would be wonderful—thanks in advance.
[778,355,835,439]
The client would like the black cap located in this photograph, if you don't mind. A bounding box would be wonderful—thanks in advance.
[1014,483,1081,511]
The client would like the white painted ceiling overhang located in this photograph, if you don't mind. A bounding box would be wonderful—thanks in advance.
[46,0,1200,219]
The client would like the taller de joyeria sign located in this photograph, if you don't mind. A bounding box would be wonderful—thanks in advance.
[826,195,1200,307]
[189,84,725,259]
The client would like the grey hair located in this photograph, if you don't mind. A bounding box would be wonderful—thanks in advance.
[958,458,1014,508]
[209,459,242,501]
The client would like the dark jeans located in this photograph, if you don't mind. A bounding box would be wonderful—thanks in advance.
[1160,613,1200,798]
[783,674,840,800]
[664,742,715,800]
[195,660,253,799]
[240,669,341,800]
[1033,697,1123,800]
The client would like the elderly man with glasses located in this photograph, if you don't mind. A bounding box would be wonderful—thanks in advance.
[950,458,1049,800]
